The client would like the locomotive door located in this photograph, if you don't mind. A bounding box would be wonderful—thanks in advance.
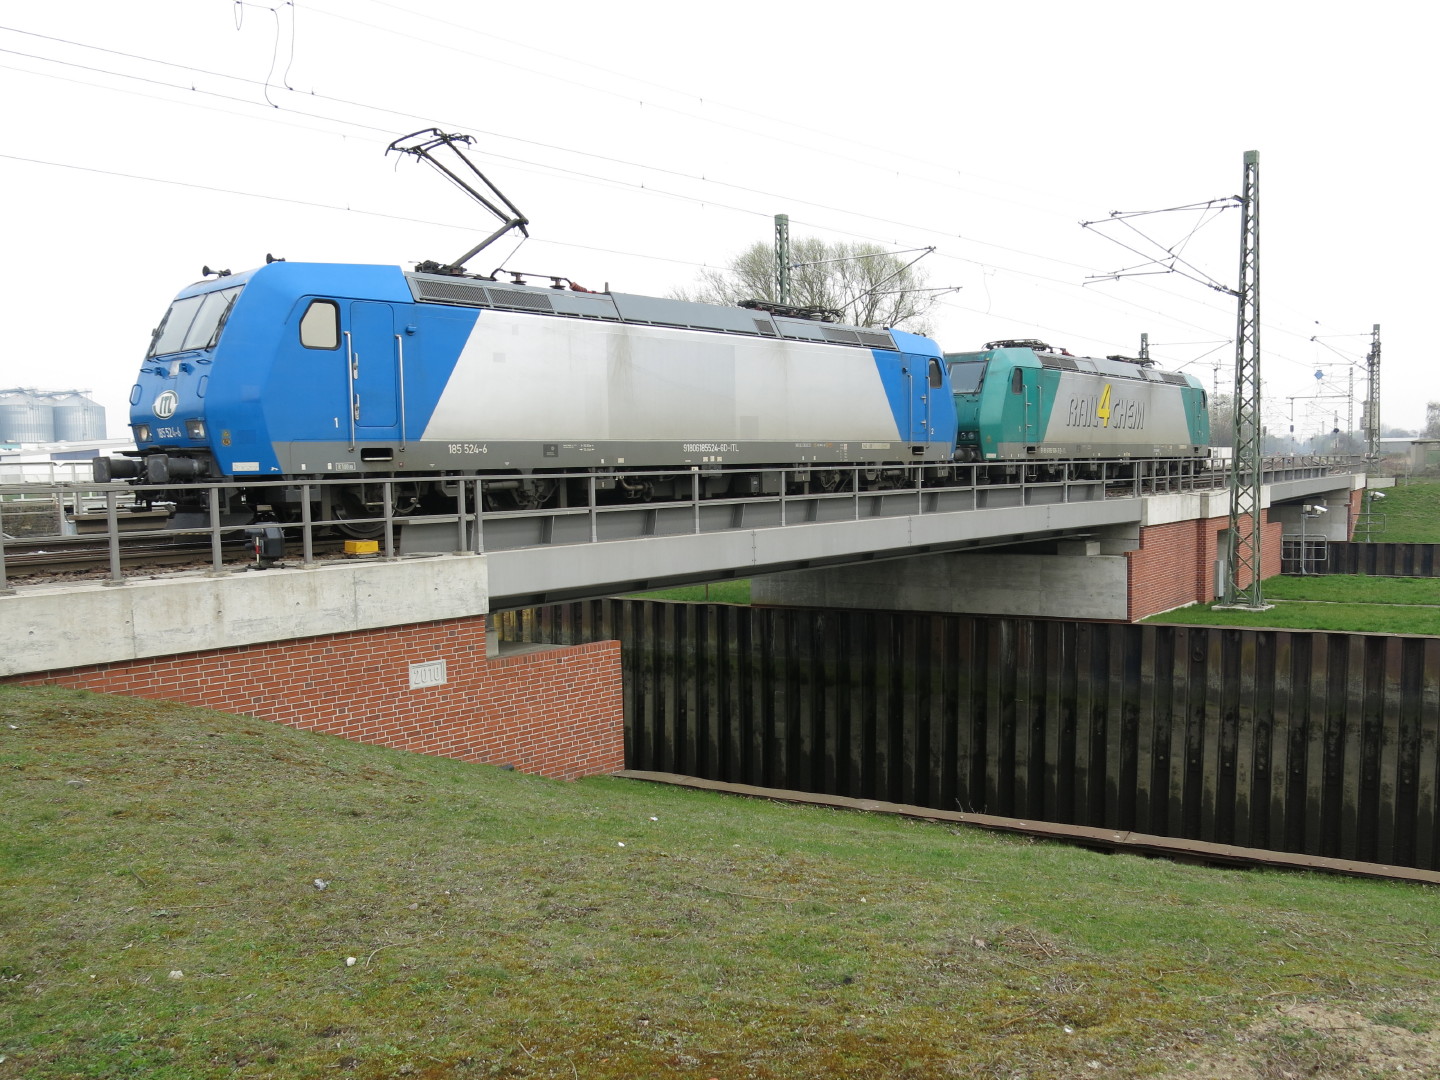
[906,358,943,441]
[921,357,942,440]
[346,302,400,440]
[1024,378,1040,443]
[1015,368,1040,445]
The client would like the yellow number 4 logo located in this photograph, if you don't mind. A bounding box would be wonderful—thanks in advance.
[1097,383,1112,427]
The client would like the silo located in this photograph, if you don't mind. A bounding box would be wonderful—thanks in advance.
[0,389,55,444]
[49,391,108,442]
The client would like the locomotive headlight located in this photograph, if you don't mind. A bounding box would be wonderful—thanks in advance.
[135,423,152,442]
[185,419,207,440]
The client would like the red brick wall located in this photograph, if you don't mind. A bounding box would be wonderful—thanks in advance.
[1125,519,1207,619]
[6,617,624,781]
[1127,510,1282,620]
[1348,487,1364,538]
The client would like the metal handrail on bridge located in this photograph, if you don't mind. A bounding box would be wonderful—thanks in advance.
[0,456,1344,593]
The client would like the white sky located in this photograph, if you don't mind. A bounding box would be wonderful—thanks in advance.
[1,0,1433,439]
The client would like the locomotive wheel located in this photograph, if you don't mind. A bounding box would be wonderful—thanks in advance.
[333,490,384,539]
[330,484,422,538]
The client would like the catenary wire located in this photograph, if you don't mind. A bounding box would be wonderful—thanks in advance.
[0,24,1362,383]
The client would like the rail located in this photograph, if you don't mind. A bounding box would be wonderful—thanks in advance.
[0,456,1346,593]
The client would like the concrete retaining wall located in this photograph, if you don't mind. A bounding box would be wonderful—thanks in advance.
[752,509,1285,623]
[753,549,1132,620]
[2,556,492,678]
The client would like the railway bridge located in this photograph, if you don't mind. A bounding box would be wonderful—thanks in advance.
[3,461,1363,783]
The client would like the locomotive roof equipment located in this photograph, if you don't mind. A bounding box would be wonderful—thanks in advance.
[387,128,530,277]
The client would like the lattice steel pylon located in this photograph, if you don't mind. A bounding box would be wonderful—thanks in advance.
[1222,150,1268,609]
[774,213,791,306]
[1364,324,1382,459]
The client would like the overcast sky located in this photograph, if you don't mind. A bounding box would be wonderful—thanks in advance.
[2,0,1432,440]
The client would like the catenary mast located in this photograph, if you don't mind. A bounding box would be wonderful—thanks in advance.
[1221,151,1266,609]
[1364,324,1382,459]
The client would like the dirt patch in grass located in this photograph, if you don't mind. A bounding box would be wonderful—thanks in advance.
[1177,1001,1440,1078]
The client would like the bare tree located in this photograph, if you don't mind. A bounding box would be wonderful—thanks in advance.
[1207,392,1234,448]
[1425,401,1440,438]
[676,237,939,334]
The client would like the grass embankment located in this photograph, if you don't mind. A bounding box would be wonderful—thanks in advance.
[4,686,1439,1079]
[1366,478,1440,543]
[1153,474,1440,632]
[1147,576,1440,634]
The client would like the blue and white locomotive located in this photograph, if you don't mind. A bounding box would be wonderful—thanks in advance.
[96,262,959,529]
[97,269,1214,532]
[93,132,1209,529]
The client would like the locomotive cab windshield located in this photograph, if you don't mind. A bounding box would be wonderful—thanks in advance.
[945,358,986,394]
[148,285,244,357]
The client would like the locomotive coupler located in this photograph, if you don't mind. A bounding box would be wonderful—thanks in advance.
[243,526,286,570]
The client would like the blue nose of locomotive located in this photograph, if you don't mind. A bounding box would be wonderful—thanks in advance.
[102,274,252,485]
[132,358,214,482]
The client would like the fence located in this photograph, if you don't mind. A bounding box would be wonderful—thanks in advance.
[1314,542,1440,578]
[502,600,1440,871]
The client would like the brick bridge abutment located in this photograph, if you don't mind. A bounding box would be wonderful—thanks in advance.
[2,556,623,780]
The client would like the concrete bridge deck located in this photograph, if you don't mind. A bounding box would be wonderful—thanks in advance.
[3,462,1360,677]
[1,462,1367,783]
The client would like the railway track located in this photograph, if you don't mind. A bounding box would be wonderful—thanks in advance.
[2,532,345,580]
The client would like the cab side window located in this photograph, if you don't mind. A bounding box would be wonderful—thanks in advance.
[928,358,943,389]
[299,299,340,349]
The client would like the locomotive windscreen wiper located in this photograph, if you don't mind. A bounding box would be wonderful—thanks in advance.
[387,129,530,276]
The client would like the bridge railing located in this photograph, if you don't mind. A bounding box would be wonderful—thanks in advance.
[0,456,1340,591]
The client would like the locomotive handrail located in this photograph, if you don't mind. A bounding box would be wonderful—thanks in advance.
[0,456,1346,589]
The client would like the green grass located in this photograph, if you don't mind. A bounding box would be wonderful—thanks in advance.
[1147,574,1440,634]
[1262,575,1440,605]
[1144,600,1440,634]
[4,686,1440,1078]
[631,579,752,604]
[1363,478,1440,542]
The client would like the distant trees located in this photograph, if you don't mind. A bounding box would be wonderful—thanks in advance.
[1207,392,1234,447]
[674,237,938,334]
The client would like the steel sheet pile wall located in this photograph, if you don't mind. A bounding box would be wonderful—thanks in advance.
[1318,543,1440,578]
[504,601,1440,870]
